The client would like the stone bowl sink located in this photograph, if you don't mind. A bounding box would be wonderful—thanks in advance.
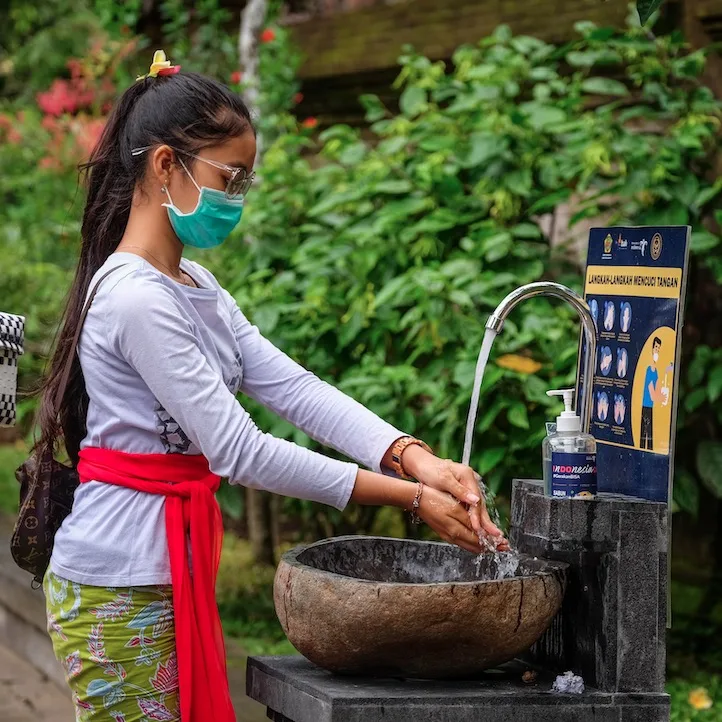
[274,535,567,679]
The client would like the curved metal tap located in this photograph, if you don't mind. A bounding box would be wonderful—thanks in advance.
[485,282,597,434]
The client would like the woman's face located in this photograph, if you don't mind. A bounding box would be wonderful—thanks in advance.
[163,130,257,214]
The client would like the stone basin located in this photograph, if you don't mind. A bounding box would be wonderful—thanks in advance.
[274,535,567,679]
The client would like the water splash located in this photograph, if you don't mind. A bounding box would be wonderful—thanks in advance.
[462,328,497,467]
[462,326,522,580]
[473,475,520,580]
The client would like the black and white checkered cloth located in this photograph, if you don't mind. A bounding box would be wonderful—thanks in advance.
[0,312,25,426]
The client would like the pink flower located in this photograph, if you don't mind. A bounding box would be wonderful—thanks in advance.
[6,129,22,145]
[37,80,76,116]
[41,115,58,131]
[66,58,83,79]
[37,78,96,117]
[293,92,303,104]
[260,28,276,43]
[157,65,180,77]
[231,70,243,84]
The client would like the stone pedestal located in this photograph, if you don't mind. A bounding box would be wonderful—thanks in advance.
[510,479,668,694]
[246,479,670,721]
[246,656,669,722]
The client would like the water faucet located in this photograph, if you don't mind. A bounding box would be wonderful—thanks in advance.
[485,282,597,434]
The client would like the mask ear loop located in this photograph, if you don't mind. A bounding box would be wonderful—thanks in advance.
[162,155,202,214]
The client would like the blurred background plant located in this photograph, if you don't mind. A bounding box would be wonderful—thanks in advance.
[1,1,721,717]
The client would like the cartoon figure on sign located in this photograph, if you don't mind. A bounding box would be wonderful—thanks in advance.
[603,302,615,331]
[620,302,632,333]
[640,337,670,450]
[599,346,613,376]
[604,234,613,254]
[614,394,626,425]
[597,392,609,422]
[617,348,628,378]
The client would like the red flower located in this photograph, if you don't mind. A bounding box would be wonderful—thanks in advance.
[293,92,304,104]
[66,58,83,80]
[6,129,22,145]
[41,115,58,131]
[157,65,180,77]
[231,70,243,84]
[302,117,318,129]
[37,78,95,117]
[260,28,276,43]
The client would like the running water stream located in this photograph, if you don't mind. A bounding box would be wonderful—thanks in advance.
[462,328,521,580]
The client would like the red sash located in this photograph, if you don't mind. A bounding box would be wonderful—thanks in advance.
[77,447,235,722]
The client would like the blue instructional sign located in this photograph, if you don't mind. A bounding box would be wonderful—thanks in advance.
[577,226,690,503]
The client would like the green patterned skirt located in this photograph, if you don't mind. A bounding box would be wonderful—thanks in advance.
[44,569,180,722]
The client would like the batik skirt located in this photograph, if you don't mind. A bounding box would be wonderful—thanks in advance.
[44,569,180,722]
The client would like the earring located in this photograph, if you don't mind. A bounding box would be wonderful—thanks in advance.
[161,185,167,194]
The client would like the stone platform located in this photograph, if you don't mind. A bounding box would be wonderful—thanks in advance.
[246,655,670,722]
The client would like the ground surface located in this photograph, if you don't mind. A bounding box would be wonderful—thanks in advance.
[0,642,73,722]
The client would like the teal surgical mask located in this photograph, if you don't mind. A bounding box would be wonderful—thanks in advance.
[163,157,244,249]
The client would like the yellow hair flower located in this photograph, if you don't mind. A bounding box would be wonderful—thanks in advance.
[136,50,181,81]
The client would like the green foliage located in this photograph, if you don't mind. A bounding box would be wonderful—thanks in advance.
[638,0,665,26]
[212,18,722,526]
[0,444,27,515]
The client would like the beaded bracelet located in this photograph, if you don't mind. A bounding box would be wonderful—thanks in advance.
[410,482,424,525]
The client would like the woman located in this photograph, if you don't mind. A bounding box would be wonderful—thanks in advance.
[37,54,505,722]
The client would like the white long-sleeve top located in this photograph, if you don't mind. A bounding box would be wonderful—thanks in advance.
[50,252,404,586]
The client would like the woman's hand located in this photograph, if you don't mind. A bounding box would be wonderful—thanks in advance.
[417,485,485,554]
[402,446,508,551]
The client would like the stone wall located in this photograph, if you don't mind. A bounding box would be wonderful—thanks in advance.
[284,0,632,80]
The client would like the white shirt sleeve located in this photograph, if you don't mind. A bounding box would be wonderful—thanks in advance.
[106,275,358,510]
[220,289,406,474]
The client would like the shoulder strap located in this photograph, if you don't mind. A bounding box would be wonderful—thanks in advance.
[52,263,128,414]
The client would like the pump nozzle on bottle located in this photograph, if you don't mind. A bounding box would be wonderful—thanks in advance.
[547,388,580,433]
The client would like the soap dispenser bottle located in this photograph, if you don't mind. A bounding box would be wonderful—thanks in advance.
[543,389,597,499]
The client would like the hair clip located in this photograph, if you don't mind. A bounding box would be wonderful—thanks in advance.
[136,50,181,81]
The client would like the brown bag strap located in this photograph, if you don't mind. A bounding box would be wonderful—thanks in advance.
[52,264,129,414]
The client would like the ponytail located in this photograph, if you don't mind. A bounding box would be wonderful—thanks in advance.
[33,71,253,464]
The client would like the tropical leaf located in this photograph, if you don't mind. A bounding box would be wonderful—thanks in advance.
[86,678,116,697]
[90,592,134,621]
[127,601,167,630]
[138,697,176,721]
[151,652,179,694]
[697,441,722,498]
[637,0,664,25]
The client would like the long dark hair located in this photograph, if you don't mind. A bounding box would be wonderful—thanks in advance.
[33,71,253,465]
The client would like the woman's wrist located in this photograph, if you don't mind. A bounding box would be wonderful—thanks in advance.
[400,443,435,480]
[350,468,419,510]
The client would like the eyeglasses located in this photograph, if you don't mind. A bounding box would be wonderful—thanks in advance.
[131,145,255,199]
